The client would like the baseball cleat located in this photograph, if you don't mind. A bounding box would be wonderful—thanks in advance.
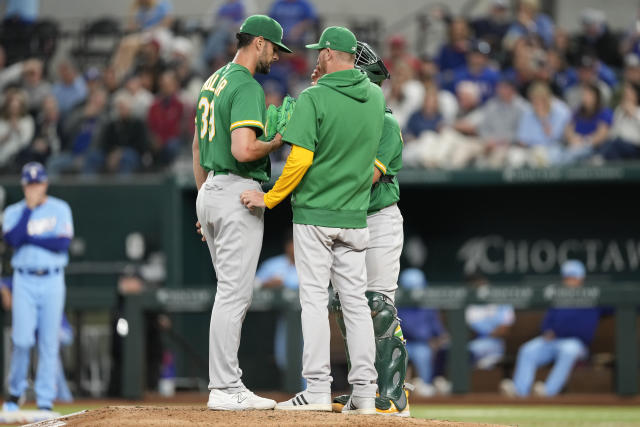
[341,395,376,415]
[276,390,331,411]
[332,394,349,412]
[333,388,411,417]
[207,388,276,410]
[2,401,18,412]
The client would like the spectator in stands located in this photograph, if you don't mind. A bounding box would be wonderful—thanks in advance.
[0,58,50,112]
[115,74,154,120]
[102,67,121,96]
[51,60,88,116]
[468,76,529,168]
[562,83,613,164]
[449,40,500,103]
[470,0,511,60]
[503,0,554,49]
[421,4,451,59]
[418,57,459,124]
[255,231,301,384]
[268,0,317,46]
[500,260,600,397]
[597,82,640,160]
[21,95,61,165]
[21,59,51,114]
[512,81,570,167]
[437,17,471,75]
[547,49,577,95]
[48,88,108,175]
[397,268,450,397]
[622,54,640,88]
[572,9,622,69]
[465,274,515,369]
[92,92,149,174]
[83,67,104,97]
[147,70,183,166]
[404,85,444,140]
[134,38,168,94]
[564,55,614,110]
[504,38,548,98]
[403,81,479,169]
[0,90,34,171]
[384,34,421,75]
[384,61,424,129]
[127,0,174,33]
[201,0,247,71]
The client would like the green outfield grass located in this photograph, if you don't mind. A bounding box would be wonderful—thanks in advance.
[411,405,640,427]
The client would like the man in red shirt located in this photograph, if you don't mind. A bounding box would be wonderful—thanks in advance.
[147,70,184,166]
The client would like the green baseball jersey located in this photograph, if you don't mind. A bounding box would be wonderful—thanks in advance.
[282,68,385,228]
[368,110,403,214]
[196,62,270,182]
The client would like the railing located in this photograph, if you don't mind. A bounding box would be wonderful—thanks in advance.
[111,283,638,399]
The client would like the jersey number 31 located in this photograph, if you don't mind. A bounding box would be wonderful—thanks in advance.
[198,97,215,142]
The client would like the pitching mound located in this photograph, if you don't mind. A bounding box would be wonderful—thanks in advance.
[27,406,507,427]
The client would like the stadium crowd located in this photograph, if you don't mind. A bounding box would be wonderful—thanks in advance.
[0,0,640,175]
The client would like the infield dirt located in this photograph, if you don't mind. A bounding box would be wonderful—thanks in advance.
[37,406,510,426]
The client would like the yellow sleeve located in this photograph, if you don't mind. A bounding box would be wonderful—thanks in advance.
[264,145,314,209]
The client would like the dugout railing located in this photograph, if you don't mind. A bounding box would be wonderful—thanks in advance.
[107,283,638,400]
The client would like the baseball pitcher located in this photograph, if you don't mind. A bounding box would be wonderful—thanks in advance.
[192,14,290,411]
[241,26,386,414]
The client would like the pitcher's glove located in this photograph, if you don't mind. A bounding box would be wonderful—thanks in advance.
[264,104,280,141]
[277,95,297,135]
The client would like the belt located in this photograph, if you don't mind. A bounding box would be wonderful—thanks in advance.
[372,175,396,191]
[17,268,61,276]
[213,170,264,183]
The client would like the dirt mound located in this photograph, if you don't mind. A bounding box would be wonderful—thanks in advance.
[34,406,508,427]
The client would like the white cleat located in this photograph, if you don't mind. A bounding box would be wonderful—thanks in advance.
[276,390,332,411]
[341,395,376,415]
[207,388,276,410]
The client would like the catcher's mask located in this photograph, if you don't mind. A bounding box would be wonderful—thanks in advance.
[355,41,390,85]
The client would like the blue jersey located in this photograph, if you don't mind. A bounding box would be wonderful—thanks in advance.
[3,196,73,269]
[256,255,298,290]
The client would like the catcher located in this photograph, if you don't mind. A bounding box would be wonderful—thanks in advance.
[328,40,410,417]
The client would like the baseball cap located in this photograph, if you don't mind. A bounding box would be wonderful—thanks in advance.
[561,260,586,279]
[21,162,48,185]
[306,26,357,54]
[239,15,292,53]
[399,268,428,290]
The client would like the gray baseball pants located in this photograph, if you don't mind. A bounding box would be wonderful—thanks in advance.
[365,203,404,301]
[293,223,377,398]
[196,172,264,392]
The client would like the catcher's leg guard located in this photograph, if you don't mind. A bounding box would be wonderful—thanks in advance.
[332,291,409,412]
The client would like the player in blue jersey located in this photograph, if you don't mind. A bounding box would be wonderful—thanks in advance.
[2,162,73,412]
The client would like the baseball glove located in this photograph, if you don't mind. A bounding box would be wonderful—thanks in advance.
[264,104,280,141]
[277,95,297,135]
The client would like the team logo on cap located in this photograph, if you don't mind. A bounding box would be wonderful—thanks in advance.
[326,41,330,45]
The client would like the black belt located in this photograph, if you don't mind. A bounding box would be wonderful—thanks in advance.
[213,170,264,183]
[372,175,395,191]
[17,268,60,276]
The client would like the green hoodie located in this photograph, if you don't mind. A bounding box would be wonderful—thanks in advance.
[282,68,386,228]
